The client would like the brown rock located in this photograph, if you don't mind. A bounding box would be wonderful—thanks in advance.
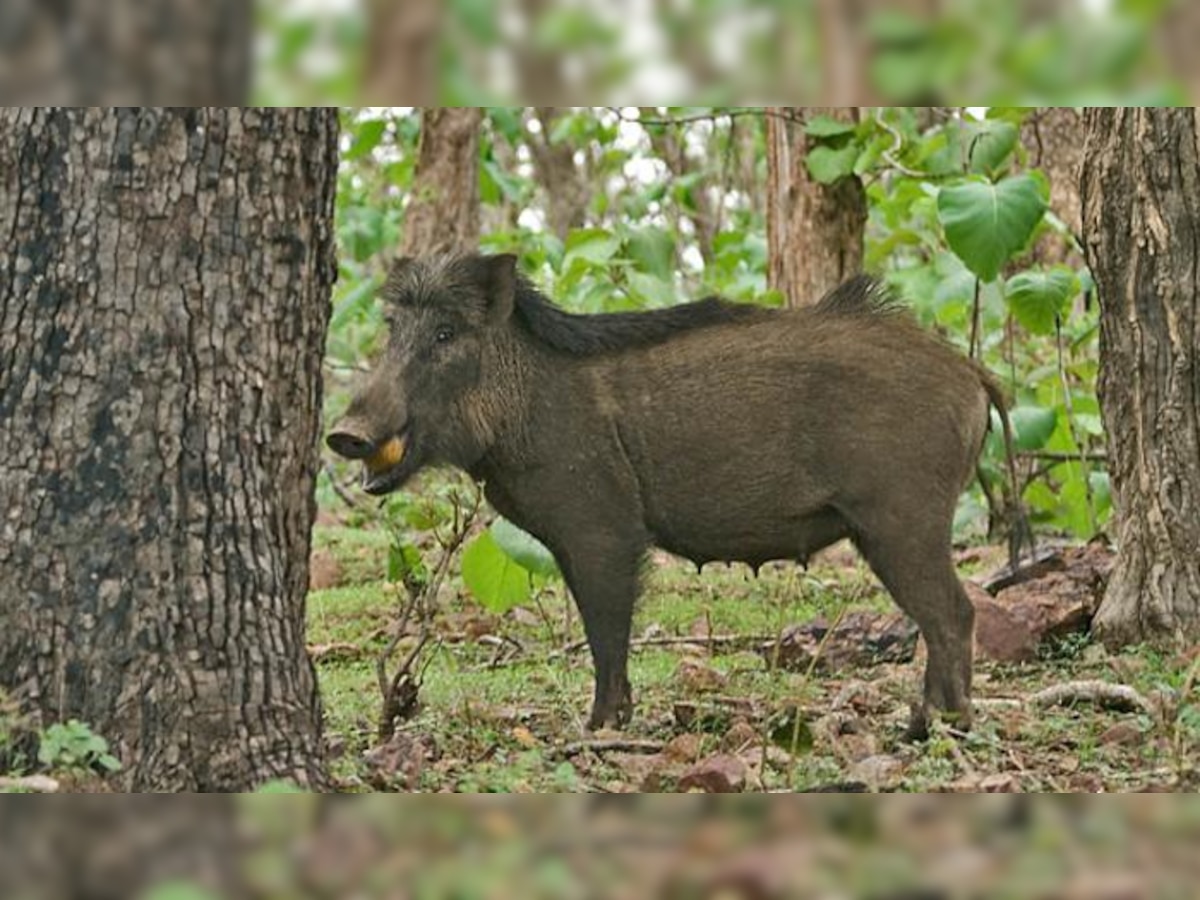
[309,547,344,591]
[676,657,729,694]
[677,754,748,793]
[763,610,918,674]
[969,586,1039,663]
[1098,722,1143,747]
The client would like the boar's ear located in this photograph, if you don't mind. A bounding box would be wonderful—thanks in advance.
[383,256,415,293]
[476,253,517,323]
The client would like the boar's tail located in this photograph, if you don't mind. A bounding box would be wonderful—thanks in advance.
[975,364,1036,573]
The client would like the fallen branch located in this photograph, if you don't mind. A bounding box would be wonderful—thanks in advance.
[0,775,60,793]
[559,634,775,656]
[1029,680,1155,717]
[555,738,665,759]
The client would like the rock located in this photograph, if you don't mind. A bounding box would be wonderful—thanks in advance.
[309,547,344,591]
[851,754,905,788]
[676,657,729,693]
[970,588,1039,664]
[677,753,747,793]
[662,733,705,764]
[763,611,918,674]
[1098,721,1143,747]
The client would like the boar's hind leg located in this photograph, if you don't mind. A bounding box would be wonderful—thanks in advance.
[853,524,974,740]
[560,542,644,730]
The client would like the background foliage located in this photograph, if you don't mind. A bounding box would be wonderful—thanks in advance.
[323,106,1108,609]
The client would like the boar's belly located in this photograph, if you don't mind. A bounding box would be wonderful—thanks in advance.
[648,504,850,570]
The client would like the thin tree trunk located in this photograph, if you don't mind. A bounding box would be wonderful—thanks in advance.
[0,108,336,791]
[361,0,441,104]
[641,108,718,265]
[0,0,249,103]
[1081,107,1200,647]
[401,108,482,256]
[1023,107,1085,265]
[526,107,590,241]
[766,107,867,307]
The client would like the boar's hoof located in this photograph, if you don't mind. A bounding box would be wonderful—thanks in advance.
[588,688,634,731]
[903,704,972,743]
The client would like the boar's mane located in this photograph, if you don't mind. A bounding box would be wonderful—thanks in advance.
[813,275,904,318]
[511,273,902,356]
[511,278,765,356]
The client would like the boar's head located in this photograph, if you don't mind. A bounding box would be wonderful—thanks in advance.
[326,254,516,494]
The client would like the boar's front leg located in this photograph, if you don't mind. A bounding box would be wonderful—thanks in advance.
[557,535,646,730]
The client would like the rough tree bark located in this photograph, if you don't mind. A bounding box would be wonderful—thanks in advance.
[361,0,441,104]
[0,108,337,791]
[1081,107,1200,647]
[0,0,249,104]
[1023,107,1085,266]
[766,107,867,307]
[401,108,482,256]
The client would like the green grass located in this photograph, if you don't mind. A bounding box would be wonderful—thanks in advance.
[308,522,1200,793]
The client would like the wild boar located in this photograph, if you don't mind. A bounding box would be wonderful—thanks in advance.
[328,253,1010,737]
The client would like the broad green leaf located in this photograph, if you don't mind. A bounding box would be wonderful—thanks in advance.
[1009,405,1058,451]
[1005,268,1077,335]
[937,175,1047,282]
[330,275,382,332]
[387,543,426,586]
[563,228,620,267]
[461,530,532,614]
[624,226,675,281]
[490,518,559,578]
[344,119,387,161]
[626,271,676,309]
[805,115,857,139]
[962,120,1019,175]
[140,883,224,900]
[806,144,860,185]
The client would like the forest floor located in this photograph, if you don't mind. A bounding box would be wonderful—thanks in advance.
[308,517,1199,794]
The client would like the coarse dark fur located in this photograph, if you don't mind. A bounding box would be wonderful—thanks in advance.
[330,253,1006,737]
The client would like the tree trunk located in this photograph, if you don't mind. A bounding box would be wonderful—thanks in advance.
[1023,107,1085,265]
[766,107,867,307]
[361,0,441,104]
[0,800,246,897]
[641,108,718,265]
[0,108,336,791]
[1081,107,1200,647]
[0,0,249,103]
[401,108,482,256]
[527,107,591,241]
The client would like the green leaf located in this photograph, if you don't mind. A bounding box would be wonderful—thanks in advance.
[963,120,1019,175]
[344,119,387,161]
[387,543,426,586]
[806,144,860,185]
[140,882,224,900]
[623,227,675,281]
[1005,268,1078,335]
[563,228,620,267]
[805,115,857,139]
[461,530,533,614]
[255,779,308,794]
[490,518,559,578]
[937,175,1047,282]
[1009,405,1058,451]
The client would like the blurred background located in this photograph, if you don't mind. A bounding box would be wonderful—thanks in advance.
[0,0,1195,105]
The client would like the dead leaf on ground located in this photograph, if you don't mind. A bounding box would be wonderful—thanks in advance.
[677,753,748,793]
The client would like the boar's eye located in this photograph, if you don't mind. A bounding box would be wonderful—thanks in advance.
[434,325,455,344]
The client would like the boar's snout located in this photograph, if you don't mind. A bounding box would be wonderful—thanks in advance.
[326,421,378,460]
